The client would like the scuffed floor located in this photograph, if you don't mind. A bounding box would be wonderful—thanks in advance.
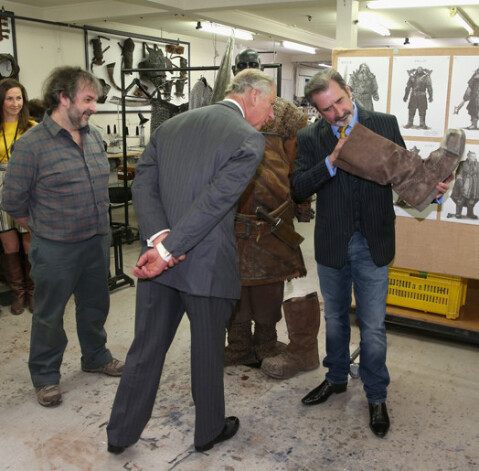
[0,219,478,471]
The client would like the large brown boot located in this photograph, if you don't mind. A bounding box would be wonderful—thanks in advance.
[253,323,287,362]
[23,255,34,313]
[335,123,465,211]
[2,252,25,315]
[225,321,260,367]
[261,292,320,380]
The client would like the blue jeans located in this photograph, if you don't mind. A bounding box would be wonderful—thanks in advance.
[318,231,390,402]
[28,233,113,387]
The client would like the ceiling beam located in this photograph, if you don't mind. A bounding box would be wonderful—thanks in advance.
[137,0,318,11]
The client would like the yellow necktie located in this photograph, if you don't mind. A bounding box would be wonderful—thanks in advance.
[338,126,347,139]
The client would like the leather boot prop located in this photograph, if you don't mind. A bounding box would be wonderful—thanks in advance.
[2,252,25,315]
[225,321,260,367]
[335,123,465,212]
[253,323,286,362]
[261,292,320,380]
[23,255,34,313]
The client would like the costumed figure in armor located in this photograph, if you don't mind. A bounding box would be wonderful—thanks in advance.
[451,150,479,219]
[403,67,433,129]
[454,67,479,130]
[226,49,321,380]
[348,63,379,111]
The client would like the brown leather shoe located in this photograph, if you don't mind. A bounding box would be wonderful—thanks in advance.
[82,358,124,376]
[36,384,62,407]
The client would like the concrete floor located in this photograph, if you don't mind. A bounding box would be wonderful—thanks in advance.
[0,208,478,471]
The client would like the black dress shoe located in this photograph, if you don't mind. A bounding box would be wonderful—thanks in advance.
[195,416,240,452]
[369,402,390,438]
[301,379,347,406]
[107,443,128,454]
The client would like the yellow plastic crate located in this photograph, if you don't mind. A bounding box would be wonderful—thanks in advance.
[387,268,467,319]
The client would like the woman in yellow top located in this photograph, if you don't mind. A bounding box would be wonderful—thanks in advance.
[0,78,35,315]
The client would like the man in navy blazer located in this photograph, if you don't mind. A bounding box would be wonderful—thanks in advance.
[291,69,450,438]
[107,69,276,453]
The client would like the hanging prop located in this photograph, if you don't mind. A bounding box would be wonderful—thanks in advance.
[97,78,111,104]
[106,62,122,91]
[0,15,10,40]
[189,77,213,110]
[90,36,110,70]
[150,98,188,133]
[211,34,235,104]
[118,37,135,74]
[0,53,19,79]
[138,43,167,94]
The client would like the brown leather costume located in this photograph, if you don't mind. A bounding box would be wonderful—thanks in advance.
[235,97,308,284]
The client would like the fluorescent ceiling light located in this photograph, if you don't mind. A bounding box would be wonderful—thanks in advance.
[282,41,316,54]
[368,0,479,8]
[404,20,432,39]
[450,7,475,35]
[467,35,479,44]
[357,13,391,36]
[200,22,254,40]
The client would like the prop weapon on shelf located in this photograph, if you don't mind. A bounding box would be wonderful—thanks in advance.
[109,96,150,107]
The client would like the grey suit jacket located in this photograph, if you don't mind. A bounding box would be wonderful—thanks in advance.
[132,101,265,299]
[291,106,405,269]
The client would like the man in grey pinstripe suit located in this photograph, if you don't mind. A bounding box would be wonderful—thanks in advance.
[106,69,276,454]
[291,69,450,438]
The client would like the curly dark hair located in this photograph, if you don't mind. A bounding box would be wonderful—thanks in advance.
[42,66,101,111]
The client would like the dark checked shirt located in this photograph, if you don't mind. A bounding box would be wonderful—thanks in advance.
[1,112,110,242]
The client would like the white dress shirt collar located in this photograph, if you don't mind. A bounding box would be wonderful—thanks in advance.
[223,98,245,118]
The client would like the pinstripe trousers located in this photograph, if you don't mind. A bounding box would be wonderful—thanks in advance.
[107,279,235,448]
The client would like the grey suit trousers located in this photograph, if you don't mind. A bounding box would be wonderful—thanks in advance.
[107,280,235,447]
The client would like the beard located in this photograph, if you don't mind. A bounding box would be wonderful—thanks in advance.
[334,111,352,125]
[67,107,91,130]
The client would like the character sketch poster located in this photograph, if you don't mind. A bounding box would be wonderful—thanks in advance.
[439,143,479,226]
[447,56,479,140]
[394,140,440,221]
[337,57,389,113]
[390,56,450,138]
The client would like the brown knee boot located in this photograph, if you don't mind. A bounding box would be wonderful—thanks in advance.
[253,323,286,362]
[335,123,465,211]
[23,255,34,313]
[261,292,320,380]
[2,253,25,315]
[225,321,259,367]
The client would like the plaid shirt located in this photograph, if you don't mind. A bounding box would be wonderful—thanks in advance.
[1,112,110,242]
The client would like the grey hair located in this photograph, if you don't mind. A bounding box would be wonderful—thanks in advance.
[304,69,348,106]
[225,68,275,97]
